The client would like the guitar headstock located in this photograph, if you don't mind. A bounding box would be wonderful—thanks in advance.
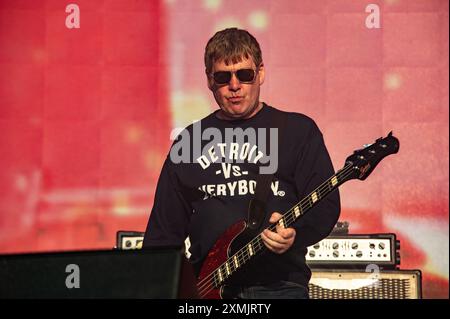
[342,132,400,182]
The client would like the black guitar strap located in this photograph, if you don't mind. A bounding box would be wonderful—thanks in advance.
[247,110,287,230]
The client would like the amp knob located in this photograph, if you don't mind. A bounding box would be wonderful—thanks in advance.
[356,251,363,258]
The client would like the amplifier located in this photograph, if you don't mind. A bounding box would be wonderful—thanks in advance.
[116,231,192,259]
[0,248,198,298]
[306,233,400,269]
[116,231,145,250]
[117,232,401,269]
[309,269,422,299]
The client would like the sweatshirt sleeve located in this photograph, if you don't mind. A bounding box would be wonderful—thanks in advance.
[292,124,341,249]
[143,157,192,248]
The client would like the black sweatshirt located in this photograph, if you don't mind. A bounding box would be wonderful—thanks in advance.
[143,103,340,287]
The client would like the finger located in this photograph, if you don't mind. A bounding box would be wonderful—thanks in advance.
[261,232,286,249]
[263,229,289,245]
[278,227,296,240]
[275,221,286,234]
[275,223,295,238]
[272,215,291,234]
[261,231,287,250]
[261,231,294,254]
[269,212,283,223]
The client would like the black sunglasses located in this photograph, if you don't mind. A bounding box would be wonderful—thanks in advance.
[211,68,258,85]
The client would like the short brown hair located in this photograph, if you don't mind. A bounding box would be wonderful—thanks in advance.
[204,28,263,74]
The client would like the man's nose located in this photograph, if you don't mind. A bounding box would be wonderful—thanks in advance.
[228,73,241,91]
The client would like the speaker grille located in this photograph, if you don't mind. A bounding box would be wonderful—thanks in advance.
[309,269,421,299]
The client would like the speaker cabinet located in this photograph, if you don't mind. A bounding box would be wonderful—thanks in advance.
[0,247,198,299]
[309,269,422,299]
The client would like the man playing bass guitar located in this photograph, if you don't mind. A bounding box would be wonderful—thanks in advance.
[143,28,341,299]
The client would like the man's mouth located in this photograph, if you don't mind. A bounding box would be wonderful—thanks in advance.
[228,96,243,103]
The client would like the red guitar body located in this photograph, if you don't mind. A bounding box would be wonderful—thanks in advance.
[197,220,249,299]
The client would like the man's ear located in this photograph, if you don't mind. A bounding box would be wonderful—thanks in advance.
[258,63,265,86]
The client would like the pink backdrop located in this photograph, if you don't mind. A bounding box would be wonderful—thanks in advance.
[0,0,448,298]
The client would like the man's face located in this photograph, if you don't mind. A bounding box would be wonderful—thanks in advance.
[208,57,265,120]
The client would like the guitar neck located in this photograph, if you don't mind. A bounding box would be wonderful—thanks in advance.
[211,163,352,287]
[269,163,351,230]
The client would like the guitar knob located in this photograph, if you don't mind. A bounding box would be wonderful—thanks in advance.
[309,250,316,258]
[333,250,339,258]
[313,243,320,249]
[356,251,363,258]
[379,243,385,250]
[332,242,339,249]
[351,243,358,250]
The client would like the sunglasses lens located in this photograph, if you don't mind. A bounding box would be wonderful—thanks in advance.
[213,71,231,84]
[236,69,255,82]
[212,69,256,84]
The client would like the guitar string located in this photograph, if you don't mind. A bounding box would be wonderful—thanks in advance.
[197,163,355,297]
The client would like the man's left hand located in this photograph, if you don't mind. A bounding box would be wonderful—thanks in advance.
[260,212,296,254]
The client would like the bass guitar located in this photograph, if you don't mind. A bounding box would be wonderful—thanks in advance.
[196,132,400,299]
